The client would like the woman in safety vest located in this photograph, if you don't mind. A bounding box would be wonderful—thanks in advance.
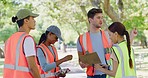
[37,25,73,78]
[95,22,137,78]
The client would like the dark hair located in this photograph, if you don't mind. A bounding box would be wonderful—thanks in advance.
[12,16,30,28]
[38,31,49,45]
[108,22,133,68]
[87,8,102,19]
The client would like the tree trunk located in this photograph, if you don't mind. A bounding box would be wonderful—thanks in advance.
[90,0,101,8]
[116,0,124,20]
[103,0,121,22]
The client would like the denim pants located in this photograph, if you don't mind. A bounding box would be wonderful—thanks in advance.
[87,74,106,78]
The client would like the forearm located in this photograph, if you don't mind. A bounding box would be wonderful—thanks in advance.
[56,58,65,66]
[78,51,87,68]
[42,62,56,72]
[27,56,40,78]
[99,68,116,77]
[56,55,72,66]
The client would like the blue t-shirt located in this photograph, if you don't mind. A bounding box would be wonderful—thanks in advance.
[77,31,106,75]
[37,46,56,72]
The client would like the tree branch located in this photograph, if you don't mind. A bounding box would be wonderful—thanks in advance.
[116,0,124,19]
[103,0,121,22]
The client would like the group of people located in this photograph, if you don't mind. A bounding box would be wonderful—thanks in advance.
[3,8,137,78]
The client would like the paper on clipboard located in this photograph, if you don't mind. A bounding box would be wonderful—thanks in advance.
[79,52,101,66]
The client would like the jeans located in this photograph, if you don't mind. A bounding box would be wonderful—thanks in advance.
[87,74,106,78]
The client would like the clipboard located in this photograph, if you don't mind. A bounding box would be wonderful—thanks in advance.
[79,52,101,66]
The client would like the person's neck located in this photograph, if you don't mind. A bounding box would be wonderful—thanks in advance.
[19,25,30,34]
[117,36,125,43]
[43,41,51,47]
[89,24,100,33]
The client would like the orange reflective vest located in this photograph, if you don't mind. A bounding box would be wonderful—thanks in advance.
[3,32,36,78]
[79,30,111,76]
[38,43,60,78]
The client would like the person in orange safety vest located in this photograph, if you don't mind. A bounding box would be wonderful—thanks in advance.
[3,9,41,78]
[37,25,73,78]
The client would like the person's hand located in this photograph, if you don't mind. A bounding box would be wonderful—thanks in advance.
[79,61,89,68]
[58,73,66,77]
[94,64,103,70]
[62,55,73,62]
[100,64,109,69]
[55,68,70,77]
[131,28,138,37]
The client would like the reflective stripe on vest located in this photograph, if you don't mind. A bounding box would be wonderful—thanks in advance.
[82,33,87,52]
[4,33,30,72]
[113,44,136,78]
[40,71,55,78]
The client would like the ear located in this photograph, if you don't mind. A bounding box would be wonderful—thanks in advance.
[24,19,29,23]
[88,18,93,23]
[114,32,119,36]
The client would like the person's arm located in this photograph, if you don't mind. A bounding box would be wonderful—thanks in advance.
[24,37,40,78]
[130,28,138,45]
[95,60,118,77]
[55,55,72,66]
[27,56,41,78]
[95,51,118,77]
[77,39,89,68]
[37,48,56,72]
[37,48,72,72]
[78,51,89,68]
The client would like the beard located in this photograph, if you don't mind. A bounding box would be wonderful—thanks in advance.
[94,24,101,28]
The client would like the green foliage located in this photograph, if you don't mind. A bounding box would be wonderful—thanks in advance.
[123,16,145,30]
[0,0,147,44]
[0,26,17,42]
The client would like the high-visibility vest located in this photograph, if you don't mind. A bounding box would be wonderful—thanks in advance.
[79,30,111,76]
[109,41,137,78]
[3,32,36,78]
[38,43,60,78]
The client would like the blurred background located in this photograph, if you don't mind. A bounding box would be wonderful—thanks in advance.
[0,0,148,78]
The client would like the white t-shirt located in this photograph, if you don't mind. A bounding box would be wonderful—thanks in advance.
[23,37,36,57]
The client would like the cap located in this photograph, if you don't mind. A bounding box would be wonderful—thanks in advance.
[16,9,39,20]
[46,25,63,41]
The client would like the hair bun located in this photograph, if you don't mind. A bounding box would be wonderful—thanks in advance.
[12,16,18,23]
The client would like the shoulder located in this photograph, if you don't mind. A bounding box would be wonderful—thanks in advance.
[24,36,35,43]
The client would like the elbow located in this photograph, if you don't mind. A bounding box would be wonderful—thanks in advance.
[42,64,54,72]
[43,68,48,72]
[110,71,116,77]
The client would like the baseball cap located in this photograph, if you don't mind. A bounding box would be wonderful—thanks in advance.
[16,9,39,20]
[46,25,63,41]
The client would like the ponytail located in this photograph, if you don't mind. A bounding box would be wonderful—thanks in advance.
[12,16,18,23]
[38,31,49,45]
[124,31,133,68]
[38,33,46,45]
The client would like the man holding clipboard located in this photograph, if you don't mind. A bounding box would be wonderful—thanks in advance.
[77,8,111,78]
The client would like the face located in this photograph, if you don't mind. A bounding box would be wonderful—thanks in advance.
[90,13,103,28]
[25,16,36,30]
[108,30,118,44]
[47,33,58,44]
